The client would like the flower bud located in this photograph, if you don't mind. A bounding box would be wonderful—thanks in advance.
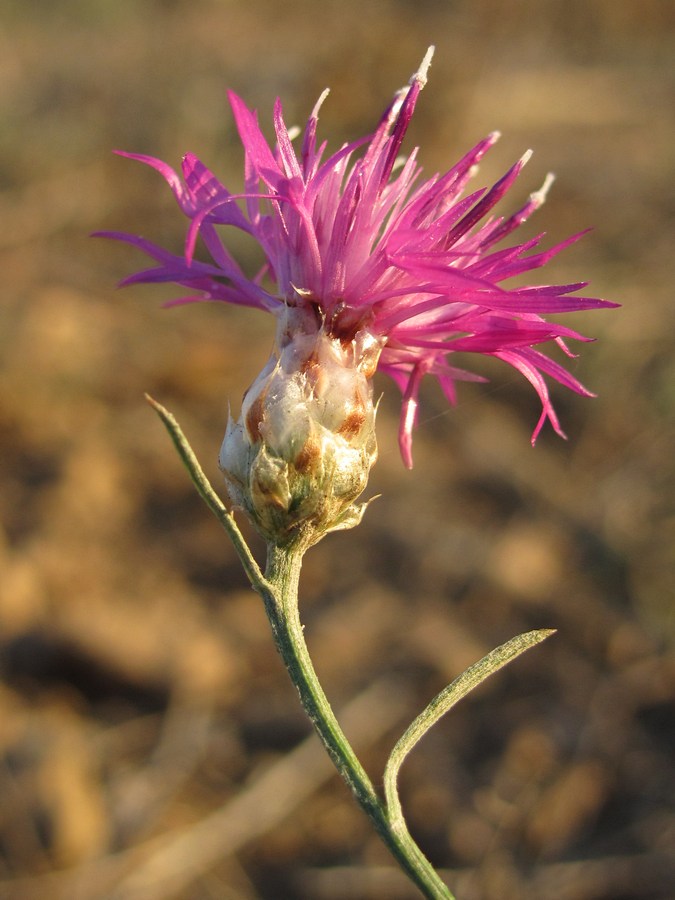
[219,306,383,548]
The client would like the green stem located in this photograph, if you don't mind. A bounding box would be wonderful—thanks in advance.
[263,542,454,900]
[148,397,454,898]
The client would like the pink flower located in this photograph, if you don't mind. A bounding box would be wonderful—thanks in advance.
[99,47,616,468]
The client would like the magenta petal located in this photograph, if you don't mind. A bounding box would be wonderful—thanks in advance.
[493,348,569,441]
[398,363,426,470]
[273,98,303,180]
[227,90,283,192]
[113,151,187,206]
[104,50,615,467]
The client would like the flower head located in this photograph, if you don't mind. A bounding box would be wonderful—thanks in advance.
[100,46,615,469]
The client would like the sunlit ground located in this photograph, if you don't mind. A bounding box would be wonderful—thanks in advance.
[1,1,674,897]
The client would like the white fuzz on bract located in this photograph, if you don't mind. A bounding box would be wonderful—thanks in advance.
[219,306,383,547]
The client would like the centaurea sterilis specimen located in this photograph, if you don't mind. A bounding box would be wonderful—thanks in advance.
[100,48,615,899]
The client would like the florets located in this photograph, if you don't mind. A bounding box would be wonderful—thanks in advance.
[99,47,616,483]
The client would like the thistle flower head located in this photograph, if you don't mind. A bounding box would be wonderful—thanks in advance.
[100,47,615,485]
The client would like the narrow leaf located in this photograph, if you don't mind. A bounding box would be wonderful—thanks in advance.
[384,629,555,824]
[145,394,267,591]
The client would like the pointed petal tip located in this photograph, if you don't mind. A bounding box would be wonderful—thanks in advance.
[412,46,435,88]
[112,149,147,160]
[523,171,556,212]
[540,170,556,194]
[531,417,569,446]
[520,148,534,168]
[311,88,331,119]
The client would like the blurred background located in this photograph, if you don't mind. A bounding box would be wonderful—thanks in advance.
[1,0,674,898]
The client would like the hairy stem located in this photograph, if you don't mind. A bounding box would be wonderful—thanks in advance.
[263,542,454,900]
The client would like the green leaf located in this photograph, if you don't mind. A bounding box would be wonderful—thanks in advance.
[145,394,268,592]
[383,629,555,824]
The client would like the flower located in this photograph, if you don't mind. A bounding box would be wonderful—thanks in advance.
[99,46,616,469]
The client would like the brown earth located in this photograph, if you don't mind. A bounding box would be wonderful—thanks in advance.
[1,1,674,898]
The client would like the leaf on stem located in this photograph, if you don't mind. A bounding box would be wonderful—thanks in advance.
[144,393,268,591]
[383,629,555,824]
